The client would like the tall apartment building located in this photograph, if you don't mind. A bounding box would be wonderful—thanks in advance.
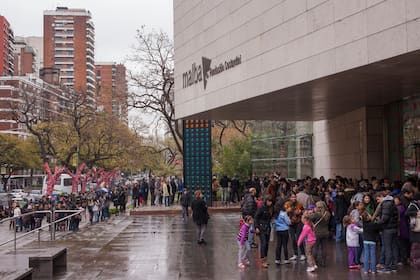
[13,40,37,76]
[0,15,14,76]
[0,76,71,137]
[96,62,128,124]
[15,36,44,76]
[43,7,95,105]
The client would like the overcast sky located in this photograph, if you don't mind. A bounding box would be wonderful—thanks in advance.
[1,0,173,62]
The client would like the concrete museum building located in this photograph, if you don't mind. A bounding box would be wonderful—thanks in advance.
[174,0,420,180]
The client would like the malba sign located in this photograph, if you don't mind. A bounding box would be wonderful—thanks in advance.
[182,55,242,90]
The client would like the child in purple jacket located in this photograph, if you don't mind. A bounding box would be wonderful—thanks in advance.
[237,215,253,269]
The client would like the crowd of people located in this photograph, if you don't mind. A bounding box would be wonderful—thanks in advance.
[0,185,130,233]
[131,176,184,208]
[3,173,420,275]
[237,174,420,273]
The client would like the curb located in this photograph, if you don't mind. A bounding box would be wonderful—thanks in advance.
[129,207,241,216]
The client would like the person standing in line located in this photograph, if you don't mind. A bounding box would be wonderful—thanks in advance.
[406,193,420,269]
[177,177,184,203]
[237,215,253,269]
[241,187,258,248]
[309,201,331,267]
[154,177,162,206]
[191,190,210,245]
[274,199,291,265]
[132,183,139,208]
[180,189,191,223]
[231,175,241,203]
[220,175,230,206]
[343,215,363,270]
[285,192,306,261]
[149,176,156,206]
[162,177,171,207]
[394,195,410,265]
[334,188,348,243]
[297,214,317,272]
[170,176,177,205]
[361,212,381,274]
[140,178,149,207]
[375,191,399,273]
[13,203,22,232]
[255,195,274,268]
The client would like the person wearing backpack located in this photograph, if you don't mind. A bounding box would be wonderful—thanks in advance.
[406,193,420,269]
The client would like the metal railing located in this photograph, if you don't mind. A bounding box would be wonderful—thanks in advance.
[0,209,83,251]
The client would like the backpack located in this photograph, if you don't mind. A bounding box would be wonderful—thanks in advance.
[408,202,420,232]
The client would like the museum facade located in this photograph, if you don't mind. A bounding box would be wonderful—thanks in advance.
[174,0,420,180]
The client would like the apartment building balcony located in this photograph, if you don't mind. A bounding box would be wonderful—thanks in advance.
[54,54,74,58]
[55,47,74,51]
[54,19,74,24]
[55,61,74,65]
[86,40,94,49]
[86,32,94,42]
[54,26,74,31]
[55,39,74,45]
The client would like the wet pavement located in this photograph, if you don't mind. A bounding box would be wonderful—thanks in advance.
[1,212,419,279]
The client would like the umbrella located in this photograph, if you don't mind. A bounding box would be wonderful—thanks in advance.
[100,187,109,193]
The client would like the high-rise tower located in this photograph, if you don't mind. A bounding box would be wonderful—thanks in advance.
[44,7,95,104]
[0,15,14,76]
[96,62,128,124]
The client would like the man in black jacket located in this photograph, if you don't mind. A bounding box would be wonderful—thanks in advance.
[375,191,399,273]
[242,188,257,248]
[333,188,348,243]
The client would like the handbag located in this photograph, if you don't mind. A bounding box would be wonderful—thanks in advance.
[314,212,327,228]
[409,202,420,232]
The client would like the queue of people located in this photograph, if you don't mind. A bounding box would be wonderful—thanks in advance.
[237,174,420,273]
[0,185,130,233]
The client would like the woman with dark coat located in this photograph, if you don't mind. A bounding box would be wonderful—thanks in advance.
[255,195,274,268]
[191,190,210,245]
[406,193,420,269]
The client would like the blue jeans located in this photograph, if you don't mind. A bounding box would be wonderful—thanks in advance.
[238,240,251,265]
[182,206,188,221]
[93,211,99,223]
[164,196,170,207]
[336,222,344,242]
[196,223,207,241]
[221,188,229,203]
[363,242,376,272]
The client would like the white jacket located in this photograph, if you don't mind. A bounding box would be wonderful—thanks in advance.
[346,223,363,247]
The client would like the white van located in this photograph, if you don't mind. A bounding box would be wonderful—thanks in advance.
[42,174,74,194]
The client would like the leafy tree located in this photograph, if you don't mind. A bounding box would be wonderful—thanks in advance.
[0,134,42,186]
[215,136,252,181]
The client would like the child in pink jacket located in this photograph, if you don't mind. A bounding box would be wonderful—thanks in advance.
[237,215,253,269]
[298,215,317,272]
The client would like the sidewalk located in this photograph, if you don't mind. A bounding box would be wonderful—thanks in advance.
[0,212,92,253]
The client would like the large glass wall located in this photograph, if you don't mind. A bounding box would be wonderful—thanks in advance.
[386,95,420,179]
[251,121,313,179]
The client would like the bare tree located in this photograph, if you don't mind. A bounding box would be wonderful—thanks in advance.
[13,88,55,163]
[128,27,253,160]
[128,26,182,156]
[213,120,250,146]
